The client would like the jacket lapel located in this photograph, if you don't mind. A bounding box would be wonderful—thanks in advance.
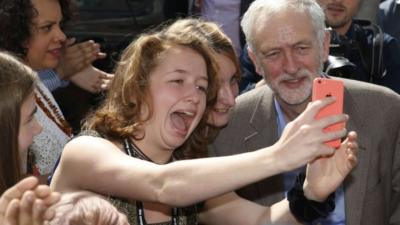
[246,87,279,148]
[243,87,285,205]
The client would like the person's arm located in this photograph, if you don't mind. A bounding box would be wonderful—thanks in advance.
[50,98,349,207]
[199,192,299,225]
[199,133,358,225]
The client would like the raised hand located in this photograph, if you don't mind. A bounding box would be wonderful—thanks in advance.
[57,38,107,80]
[303,131,358,201]
[273,97,349,172]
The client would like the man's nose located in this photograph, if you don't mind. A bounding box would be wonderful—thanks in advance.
[282,51,299,74]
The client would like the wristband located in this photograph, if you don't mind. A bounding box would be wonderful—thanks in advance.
[287,172,335,223]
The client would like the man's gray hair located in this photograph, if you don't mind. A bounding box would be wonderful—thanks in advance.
[241,0,326,50]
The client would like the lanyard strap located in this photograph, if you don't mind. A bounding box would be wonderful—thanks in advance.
[123,138,179,225]
[136,201,179,225]
[123,138,152,161]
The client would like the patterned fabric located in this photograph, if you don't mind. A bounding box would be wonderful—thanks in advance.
[30,81,71,175]
[38,69,69,91]
[107,197,198,225]
[81,130,199,225]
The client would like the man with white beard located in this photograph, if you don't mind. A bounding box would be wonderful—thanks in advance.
[211,0,400,224]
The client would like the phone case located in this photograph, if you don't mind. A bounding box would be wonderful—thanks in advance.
[312,78,344,148]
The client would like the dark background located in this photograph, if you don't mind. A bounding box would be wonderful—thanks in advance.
[56,0,190,133]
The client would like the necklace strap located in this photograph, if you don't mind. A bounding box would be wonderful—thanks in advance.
[123,138,153,162]
[136,201,179,225]
[123,138,178,225]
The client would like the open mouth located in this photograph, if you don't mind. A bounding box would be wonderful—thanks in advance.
[327,4,345,14]
[170,110,196,136]
[213,108,229,114]
[281,77,306,88]
[48,48,62,58]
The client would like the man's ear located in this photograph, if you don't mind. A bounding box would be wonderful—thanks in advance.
[322,30,331,62]
[247,46,263,76]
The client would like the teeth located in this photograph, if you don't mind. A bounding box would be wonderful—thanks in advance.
[215,109,228,113]
[183,111,194,116]
[177,111,194,117]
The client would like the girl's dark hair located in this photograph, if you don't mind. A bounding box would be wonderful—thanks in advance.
[0,0,77,58]
[0,51,37,194]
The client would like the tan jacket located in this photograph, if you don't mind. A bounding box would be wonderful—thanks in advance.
[211,78,400,225]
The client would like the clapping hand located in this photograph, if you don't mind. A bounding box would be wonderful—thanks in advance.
[69,66,114,93]
[57,38,106,80]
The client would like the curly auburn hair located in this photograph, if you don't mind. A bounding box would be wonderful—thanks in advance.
[0,0,77,58]
[84,26,218,160]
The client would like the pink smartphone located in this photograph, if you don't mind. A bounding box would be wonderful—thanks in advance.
[312,77,345,148]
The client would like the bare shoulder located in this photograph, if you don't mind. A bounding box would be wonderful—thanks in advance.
[63,135,123,160]
[58,135,127,173]
[50,135,124,192]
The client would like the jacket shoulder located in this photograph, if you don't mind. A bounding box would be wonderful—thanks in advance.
[342,78,400,111]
